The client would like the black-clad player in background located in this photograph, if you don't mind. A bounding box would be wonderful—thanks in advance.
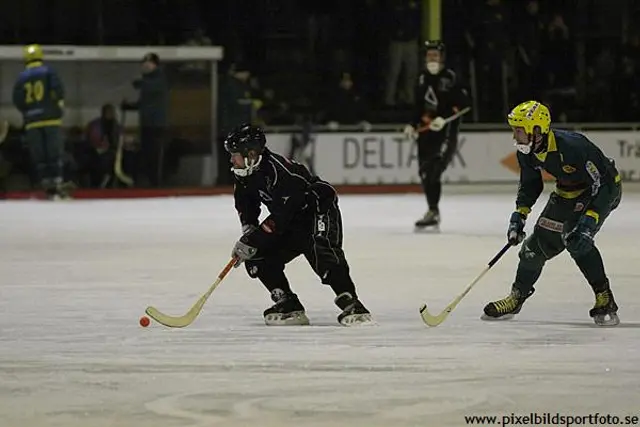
[226,124,373,326]
[13,44,67,200]
[404,40,471,230]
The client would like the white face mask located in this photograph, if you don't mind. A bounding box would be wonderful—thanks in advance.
[426,61,441,75]
[231,154,262,177]
[515,142,532,155]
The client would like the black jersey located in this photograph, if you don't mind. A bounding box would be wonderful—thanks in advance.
[233,148,336,250]
[413,68,470,127]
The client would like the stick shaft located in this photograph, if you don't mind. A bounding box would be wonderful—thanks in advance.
[443,106,471,124]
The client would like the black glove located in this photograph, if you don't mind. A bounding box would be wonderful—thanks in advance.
[507,211,527,246]
[564,213,597,256]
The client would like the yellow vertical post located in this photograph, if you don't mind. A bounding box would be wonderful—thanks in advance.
[422,0,441,41]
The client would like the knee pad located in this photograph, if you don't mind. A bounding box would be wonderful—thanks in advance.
[245,260,262,278]
[566,239,596,260]
[518,234,563,269]
[245,258,282,279]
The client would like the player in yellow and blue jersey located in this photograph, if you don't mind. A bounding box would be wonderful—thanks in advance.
[12,44,66,199]
[483,101,622,326]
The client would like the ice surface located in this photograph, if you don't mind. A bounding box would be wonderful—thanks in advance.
[1,188,639,427]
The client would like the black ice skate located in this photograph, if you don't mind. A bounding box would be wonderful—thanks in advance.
[482,287,535,321]
[415,210,440,231]
[263,288,309,326]
[590,288,619,326]
[335,292,373,326]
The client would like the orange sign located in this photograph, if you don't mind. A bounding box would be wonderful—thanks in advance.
[500,153,555,182]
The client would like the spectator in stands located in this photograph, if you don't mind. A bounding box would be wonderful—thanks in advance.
[543,13,574,90]
[182,27,213,72]
[622,34,640,68]
[471,0,510,121]
[256,88,292,126]
[323,72,371,131]
[515,0,545,100]
[217,61,261,184]
[613,56,640,121]
[384,0,420,107]
[83,104,121,188]
[219,62,259,135]
[121,52,169,187]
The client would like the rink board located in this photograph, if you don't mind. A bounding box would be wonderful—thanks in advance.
[267,130,640,185]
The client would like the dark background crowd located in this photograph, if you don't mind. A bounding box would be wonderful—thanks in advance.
[0,0,639,192]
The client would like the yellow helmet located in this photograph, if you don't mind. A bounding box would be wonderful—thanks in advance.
[23,44,43,63]
[507,100,551,135]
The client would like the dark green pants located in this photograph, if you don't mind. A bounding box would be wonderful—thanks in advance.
[514,182,622,293]
[25,126,63,188]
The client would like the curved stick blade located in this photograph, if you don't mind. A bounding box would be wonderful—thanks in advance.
[419,304,451,327]
[145,306,196,328]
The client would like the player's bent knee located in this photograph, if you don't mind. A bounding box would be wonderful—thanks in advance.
[518,244,546,269]
[518,235,561,269]
[567,241,595,260]
[245,260,262,278]
[245,259,285,280]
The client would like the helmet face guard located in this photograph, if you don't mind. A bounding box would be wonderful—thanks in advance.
[229,152,263,177]
[224,124,266,177]
[512,127,535,154]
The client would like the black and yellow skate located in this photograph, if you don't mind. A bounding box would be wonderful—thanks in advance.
[263,288,310,326]
[415,210,440,231]
[590,289,619,326]
[482,287,534,321]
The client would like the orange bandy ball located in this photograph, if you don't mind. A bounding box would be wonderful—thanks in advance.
[139,316,150,327]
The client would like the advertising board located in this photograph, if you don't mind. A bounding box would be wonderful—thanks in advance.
[266,130,640,185]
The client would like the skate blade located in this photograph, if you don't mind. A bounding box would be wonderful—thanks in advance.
[414,225,440,233]
[339,313,375,326]
[264,311,310,326]
[480,313,516,321]
[593,313,620,327]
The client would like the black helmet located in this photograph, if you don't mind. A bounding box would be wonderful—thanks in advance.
[224,123,266,156]
[424,40,445,54]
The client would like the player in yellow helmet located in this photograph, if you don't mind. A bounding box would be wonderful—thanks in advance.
[483,100,622,326]
[13,44,67,199]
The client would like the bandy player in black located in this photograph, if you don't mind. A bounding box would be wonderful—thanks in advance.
[226,124,373,326]
[404,40,471,230]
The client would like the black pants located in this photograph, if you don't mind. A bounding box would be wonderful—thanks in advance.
[245,198,358,301]
[139,126,164,187]
[24,126,63,189]
[514,181,622,294]
[417,131,447,211]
